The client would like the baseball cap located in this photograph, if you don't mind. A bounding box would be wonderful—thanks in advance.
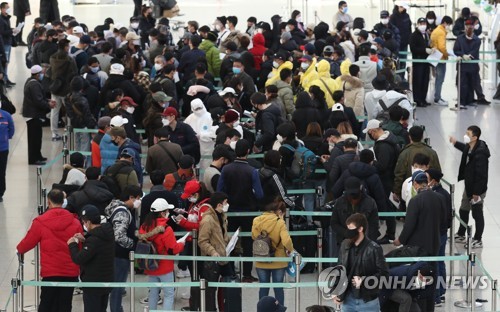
[218,87,237,97]
[30,65,43,74]
[120,148,136,159]
[363,119,382,133]
[323,45,334,53]
[150,198,175,212]
[97,116,111,128]
[417,17,427,24]
[273,52,287,61]
[110,115,129,127]
[109,63,125,75]
[120,96,138,107]
[125,32,141,41]
[181,180,202,199]
[73,26,84,34]
[412,170,428,183]
[162,107,178,118]
[80,204,100,218]
[380,10,390,18]
[299,55,313,62]
[344,176,362,195]
[257,296,287,312]
[396,1,410,10]
[179,155,194,169]
[332,103,344,112]
[374,37,384,46]
[301,43,316,54]
[426,168,443,182]
[152,91,173,103]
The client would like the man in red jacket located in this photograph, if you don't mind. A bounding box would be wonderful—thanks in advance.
[17,189,83,312]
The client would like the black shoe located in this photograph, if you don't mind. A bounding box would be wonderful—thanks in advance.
[376,235,394,245]
[476,98,491,105]
[29,160,46,165]
[17,41,27,46]
[39,156,48,161]
[455,104,468,110]
[242,275,259,283]
[416,102,427,108]
[6,80,15,86]
[0,197,3,202]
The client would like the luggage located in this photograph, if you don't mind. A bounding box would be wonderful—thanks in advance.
[222,275,242,312]
[291,222,317,274]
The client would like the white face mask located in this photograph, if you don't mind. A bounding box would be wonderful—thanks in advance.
[474,24,479,30]
[272,61,279,68]
[301,62,310,70]
[257,28,263,34]
[229,140,237,150]
[276,134,284,143]
[285,26,291,32]
[162,118,170,126]
[126,106,135,114]
[163,211,169,219]
[328,143,335,152]
[83,223,88,232]
[154,63,163,71]
[131,22,139,29]
[140,59,146,68]
[233,120,240,128]
[418,25,427,32]
[296,16,302,22]
[427,19,435,24]
[381,18,389,25]
[6,8,11,15]
[463,135,471,144]
[62,198,68,208]
[215,24,222,31]
[133,199,141,209]
[345,26,349,32]
[188,196,198,203]
[132,39,141,46]
[222,203,229,212]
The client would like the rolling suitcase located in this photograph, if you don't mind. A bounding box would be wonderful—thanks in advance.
[222,274,242,312]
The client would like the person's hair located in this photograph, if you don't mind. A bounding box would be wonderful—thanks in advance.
[119,185,142,201]
[306,305,335,312]
[101,41,113,54]
[308,85,326,104]
[441,16,453,25]
[467,125,481,139]
[190,35,202,47]
[426,11,437,19]
[280,68,292,81]
[156,33,168,45]
[358,42,371,56]
[337,121,353,135]
[0,2,8,9]
[409,126,424,142]
[291,10,301,19]
[277,122,296,141]
[232,58,243,66]
[401,108,410,121]
[58,38,70,50]
[142,210,161,231]
[88,56,99,66]
[338,1,347,8]
[412,153,430,166]
[349,64,360,77]
[264,150,281,168]
[388,105,404,122]
[239,35,250,49]
[225,76,242,91]
[225,128,242,139]
[227,16,238,26]
[187,20,199,30]
[208,192,228,208]
[85,167,101,180]
[306,122,322,138]
[195,62,207,74]
[37,27,47,37]
[359,149,374,164]
[235,139,251,157]
[264,199,286,214]
[265,84,279,99]
[332,90,344,103]
[46,29,57,37]
[346,213,368,233]
[344,138,358,149]
[48,188,65,206]
[150,169,166,185]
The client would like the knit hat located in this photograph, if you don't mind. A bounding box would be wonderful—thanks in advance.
[216,16,227,26]
[281,31,292,42]
[224,109,239,123]
[110,63,125,75]
[31,65,43,74]
[97,116,111,128]
[70,152,85,167]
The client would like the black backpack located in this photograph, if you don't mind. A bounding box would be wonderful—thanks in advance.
[376,98,407,124]
[171,172,189,209]
[103,162,134,197]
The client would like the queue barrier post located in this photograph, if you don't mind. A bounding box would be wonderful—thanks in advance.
[129,251,135,312]
[36,167,42,207]
[315,186,323,211]
[469,252,476,310]
[316,228,323,305]
[294,254,302,312]
[18,254,23,312]
[192,229,198,280]
[11,278,18,312]
[68,125,74,152]
[285,207,290,230]
[42,189,47,212]
[492,279,497,311]
[62,132,69,164]
[448,183,456,284]
[200,278,207,312]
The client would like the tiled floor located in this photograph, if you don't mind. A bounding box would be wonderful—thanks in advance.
[0,0,499,311]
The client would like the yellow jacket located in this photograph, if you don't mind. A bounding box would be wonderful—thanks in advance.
[430,25,448,60]
[299,58,319,91]
[252,212,294,269]
[310,60,340,108]
[265,61,294,86]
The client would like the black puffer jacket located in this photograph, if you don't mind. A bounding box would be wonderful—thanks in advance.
[67,180,114,215]
[69,222,115,294]
[292,92,321,139]
[332,161,388,212]
[373,132,400,195]
[65,92,97,129]
[328,150,357,190]
[455,140,490,197]
[255,103,282,151]
[99,74,141,107]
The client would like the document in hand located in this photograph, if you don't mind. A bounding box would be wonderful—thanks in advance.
[226,227,240,255]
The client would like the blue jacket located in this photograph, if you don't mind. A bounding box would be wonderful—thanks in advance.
[0,109,14,151]
[99,133,119,174]
[119,138,143,185]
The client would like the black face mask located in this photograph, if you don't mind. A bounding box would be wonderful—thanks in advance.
[368,133,375,141]
[111,139,118,146]
[345,228,359,242]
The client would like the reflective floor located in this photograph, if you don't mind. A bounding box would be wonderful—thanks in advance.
[0,0,499,311]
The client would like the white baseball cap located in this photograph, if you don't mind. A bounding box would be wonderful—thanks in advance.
[332,103,344,112]
[363,119,382,133]
[73,26,84,34]
[110,115,128,127]
[150,198,175,212]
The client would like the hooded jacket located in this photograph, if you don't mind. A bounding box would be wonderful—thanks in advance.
[382,121,409,147]
[365,89,387,120]
[22,78,51,119]
[373,90,414,126]
[250,33,266,70]
[299,58,319,91]
[66,92,97,129]
[199,39,222,77]
[353,56,377,93]
[258,166,295,209]
[339,75,365,116]
[454,140,490,197]
[198,206,230,265]
[252,212,294,269]
[99,133,119,174]
[373,131,400,194]
[105,199,137,259]
[310,60,339,108]
[292,91,321,139]
[99,74,141,107]
[138,218,185,275]
[17,208,82,278]
[67,180,114,215]
[274,80,295,118]
[255,103,283,151]
[266,61,293,87]
[69,222,115,293]
[49,49,78,96]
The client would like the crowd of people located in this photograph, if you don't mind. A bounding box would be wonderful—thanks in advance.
[10,0,498,311]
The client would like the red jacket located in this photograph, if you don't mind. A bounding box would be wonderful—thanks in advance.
[17,208,82,278]
[139,218,184,276]
[250,33,266,71]
[91,129,105,168]
[178,199,211,231]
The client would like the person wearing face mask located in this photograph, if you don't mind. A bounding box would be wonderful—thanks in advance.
[452,7,482,37]
[390,1,412,70]
[104,185,142,312]
[453,19,489,108]
[214,16,229,47]
[429,15,453,106]
[128,16,140,34]
[107,126,143,185]
[142,90,172,146]
[298,55,319,94]
[333,1,353,29]
[198,192,234,310]
[252,92,283,153]
[138,6,155,48]
[410,17,433,107]
[333,213,387,310]
[373,10,401,48]
[115,96,140,144]
[138,198,185,311]
[215,109,243,145]
[199,31,222,78]
[17,188,82,312]
[265,52,293,87]
[450,126,490,249]
[145,127,183,175]
[83,57,108,90]
[285,19,305,45]
[185,98,214,170]
[426,11,437,33]
[103,147,139,196]
[153,61,178,103]
[162,107,201,163]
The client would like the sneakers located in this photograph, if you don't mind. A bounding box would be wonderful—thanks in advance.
[476,98,491,105]
[434,99,448,106]
[73,288,83,295]
[181,291,190,299]
[376,235,394,245]
[465,239,483,249]
[176,269,191,278]
[454,234,466,243]
[242,275,259,283]
[51,134,62,141]
[139,296,163,304]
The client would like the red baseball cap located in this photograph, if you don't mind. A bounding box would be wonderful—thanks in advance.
[162,107,178,118]
[181,180,201,199]
[120,96,138,107]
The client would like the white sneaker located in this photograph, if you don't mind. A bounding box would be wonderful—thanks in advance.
[176,268,191,278]
[435,99,448,106]
[139,296,163,305]
[181,291,190,300]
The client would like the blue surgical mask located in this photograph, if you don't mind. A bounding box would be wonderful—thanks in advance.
[232,67,242,75]
[342,7,348,14]
[163,102,170,108]
[90,66,99,73]
[38,73,44,81]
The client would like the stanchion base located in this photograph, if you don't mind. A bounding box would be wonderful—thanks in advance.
[23,305,37,311]
[454,300,472,308]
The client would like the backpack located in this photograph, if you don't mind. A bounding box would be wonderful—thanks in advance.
[103,162,134,197]
[135,239,160,271]
[252,218,279,260]
[69,48,85,60]
[170,172,189,209]
[282,143,318,180]
[376,98,406,124]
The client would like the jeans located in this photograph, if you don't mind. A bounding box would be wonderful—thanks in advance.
[0,150,8,197]
[434,63,446,102]
[389,289,421,312]
[303,179,326,222]
[457,191,486,241]
[148,272,174,311]
[436,233,447,300]
[110,258,129,312]
[3,44,10,80]
[50,94,67,137]
[39,276,77,312]
[256,268,286,305]
[342,293,380,312]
